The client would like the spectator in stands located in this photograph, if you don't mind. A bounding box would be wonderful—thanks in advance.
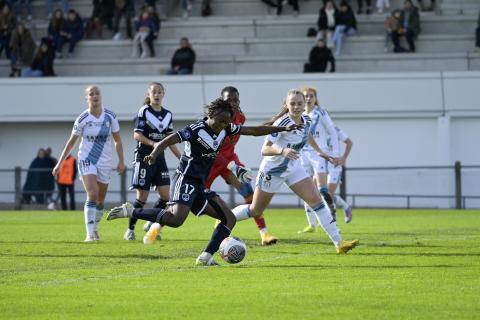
[9,22,35,77]
[201,0,212,17]
[384,9,400,52]
[304,39,335,73]
[112,0,133,39]
[21,37,56,77]
[168,37,195,75]
[85,0,114,39]
[23,148,47,204]
[144,5,159,57]
[132,8,156,58]
[47,8,65,58]
[0,3,16,59]
[45,0,69,19]
[261,0,281,15]
[13,0,32,21]
[357,0,372,14]
[57,9,83,58]
[56,154,77,210]
[331,1,357,56]
[476,10,480,51]
[392,0,420,53]
[44,147,58,203]
[317,0,338,46]
[181,0,192,19]
[376,0,390,14]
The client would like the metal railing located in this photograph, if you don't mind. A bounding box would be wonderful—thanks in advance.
[0,161,478,210]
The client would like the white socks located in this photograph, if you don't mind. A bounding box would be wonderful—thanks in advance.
[84,201,96,237]
[312,202,341,247]
[334,195,349,209]
[94,206,104,233]
[304,202,318,227]
[232,204,251,221]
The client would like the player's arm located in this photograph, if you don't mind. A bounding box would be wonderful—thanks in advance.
[52,134,79,176]
[239,124,303,136]
[168,144,182,159]
[145,133,180,165]
[261,140,299,160]
[308,135,334,163]
[338,138,353,166]
[112,131,126,174]
[134,131,156,148]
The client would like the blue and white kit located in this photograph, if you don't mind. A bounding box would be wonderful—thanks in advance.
[327,126,349,184]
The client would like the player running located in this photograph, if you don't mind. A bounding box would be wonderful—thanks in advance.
[106,98,301,266]
[52,85,125,242]
[231,89,359,254]
[124,82,181,242]
[205,86,278,246]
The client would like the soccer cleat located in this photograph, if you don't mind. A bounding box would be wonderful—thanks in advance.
[93,231,101,241]
[336,239,360,254]
[195,255,220,267]
[297,225,316,234]
[143,221,153,232]
[344,207,353,224]
[261,232,278,246]
[123,228,136,241]
[143,223,161,245]
[106,202,134,220]
[84,234,95,242]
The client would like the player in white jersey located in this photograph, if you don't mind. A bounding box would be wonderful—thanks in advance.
[231,89,359,254]
[52,85,126,242]
[298,86,340,233]
[327,126,353,223]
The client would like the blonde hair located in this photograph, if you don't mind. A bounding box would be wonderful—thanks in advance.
[85,85,100,96]
[144,82,165,105]
[301,86,318,106]
[264,89,305,125]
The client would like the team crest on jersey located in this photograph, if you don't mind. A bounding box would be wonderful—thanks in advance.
[180,129,191,139]
[182,193,190,201]
[213,141,219,148]
[139,179,145,186]
[138,120,145,127]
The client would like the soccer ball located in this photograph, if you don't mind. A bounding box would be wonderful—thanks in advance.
[218,236,247,264]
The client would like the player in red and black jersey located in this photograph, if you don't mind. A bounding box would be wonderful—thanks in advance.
[205,86,278,246]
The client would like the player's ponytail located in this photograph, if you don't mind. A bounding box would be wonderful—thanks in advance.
[263,89,304,125]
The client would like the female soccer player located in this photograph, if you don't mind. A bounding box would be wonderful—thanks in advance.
[205,86,278,246]
[52,85,125,242]
[106,98,301,265]
[231,89,359,253]
[124,82,181,241]
[298,86,340,233]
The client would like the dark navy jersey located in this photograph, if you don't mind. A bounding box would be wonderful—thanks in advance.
[134,105,173,160]
[176,119,242,183]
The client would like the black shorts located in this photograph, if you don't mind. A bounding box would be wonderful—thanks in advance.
[131,156,170,190]
[170,172,218,216]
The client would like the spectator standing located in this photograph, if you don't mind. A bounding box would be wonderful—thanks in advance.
[392,0,420,53]
[376,0,390,14]
[0,3,16,59]
[181,0,192,18]
[131,9,155,58]
[167,37,195,75]
[85,0,114,39]
[357,0,372,14]
[317,0,338,46]
[47,8,65,58]
[58,9,83,58]
[56,154,77,210]
[112,0,134,39]
[23,148,47,204]
[45,0,69,19]
[9,22,35,77]
[304,39,335,73]
[21,37,56,77]
[13,0,33,21]
[331,1,357,55]
[384,9,400,52]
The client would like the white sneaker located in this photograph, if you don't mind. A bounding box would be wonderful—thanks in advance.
[143,223,161,245]
[195,252,220,266]
[123,228,136,241]
[107,202,134,220]
[84,234,95,242]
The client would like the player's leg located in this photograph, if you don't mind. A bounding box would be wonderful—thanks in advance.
[328,164,352,223]
[315,171,336,221]
[93,181,109,240]
[80,174,99,242]
[299,151,319,233]
[224,170,278,245]
[142,185,170,242]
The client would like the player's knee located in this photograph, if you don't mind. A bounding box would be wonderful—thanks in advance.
[170,217,184,228]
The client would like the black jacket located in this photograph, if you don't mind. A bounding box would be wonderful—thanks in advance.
[336,8,357,32]
[317,8,339,30]
[171,47,196,71]
[307,46,335,72]
[399,6,421,37]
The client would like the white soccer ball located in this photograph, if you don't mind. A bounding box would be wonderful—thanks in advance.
[218,236,247,264]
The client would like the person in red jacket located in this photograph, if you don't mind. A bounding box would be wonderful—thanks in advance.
[56,154,77,210]
[204,86,278,246]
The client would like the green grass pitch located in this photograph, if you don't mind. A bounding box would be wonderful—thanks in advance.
[0,209,479,319]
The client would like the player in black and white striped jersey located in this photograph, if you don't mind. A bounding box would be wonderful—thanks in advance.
[124,82,181,241]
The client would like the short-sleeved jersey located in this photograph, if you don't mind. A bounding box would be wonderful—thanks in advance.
[72,107,120,167]
[327,126,349,156]
[133,105,173,160]
[217,110,245,157]
[176,119,242,183]
[259,113,311,176]
[303,106,339,157]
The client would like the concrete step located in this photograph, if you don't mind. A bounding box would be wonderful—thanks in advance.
[66,34,475,60]
[2,52,479,76]
[15,0,92,21]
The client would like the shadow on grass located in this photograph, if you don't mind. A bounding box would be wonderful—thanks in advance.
[0,253,169,260]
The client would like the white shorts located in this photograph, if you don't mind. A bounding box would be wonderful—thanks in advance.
[78,159,111,184]
[256,162,310,193]
[300,150,328,176]
[327,162,342,185]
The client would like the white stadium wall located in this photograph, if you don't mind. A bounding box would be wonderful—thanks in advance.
[0,72,479,208]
